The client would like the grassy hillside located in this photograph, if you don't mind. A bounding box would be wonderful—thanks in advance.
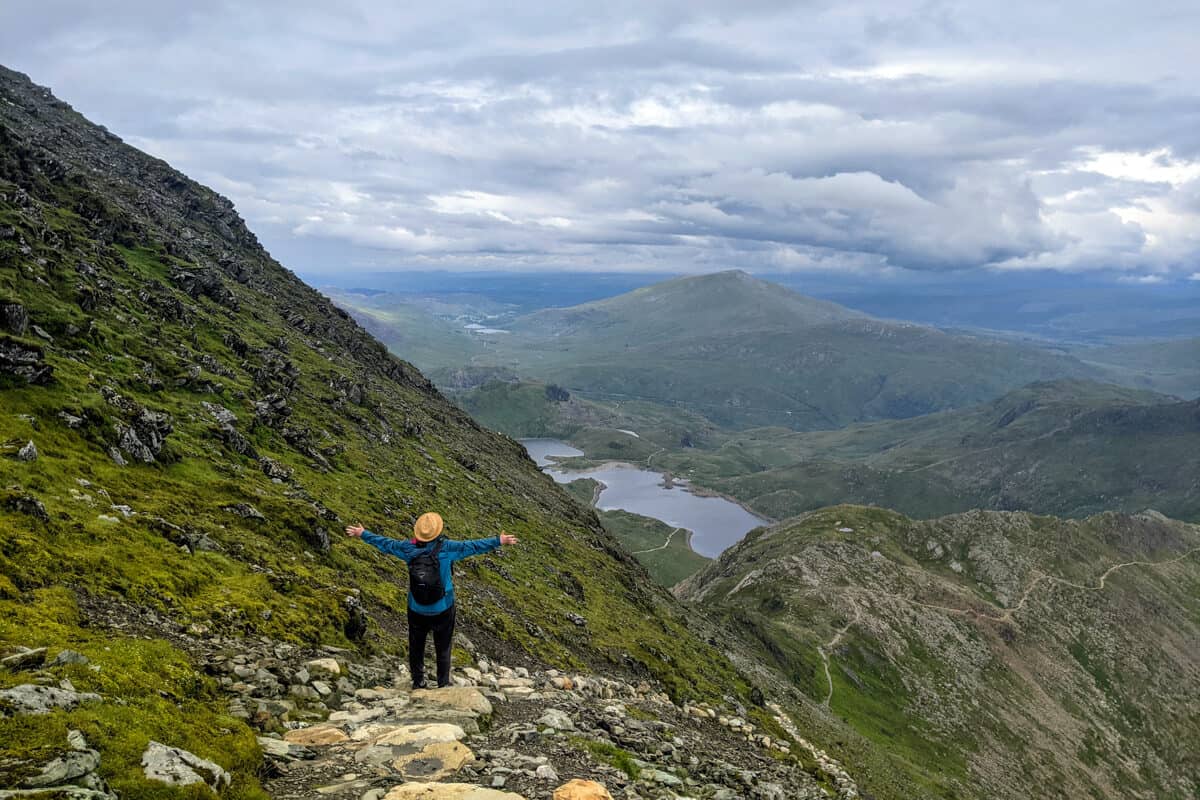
[678,505,1200,800]
[0,65,750,797]
[646,380,1200,522]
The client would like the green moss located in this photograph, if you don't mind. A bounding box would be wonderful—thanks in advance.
[571,736,640,779]
[0,593,266,799]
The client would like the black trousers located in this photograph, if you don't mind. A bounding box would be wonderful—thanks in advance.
[407,605,455,688]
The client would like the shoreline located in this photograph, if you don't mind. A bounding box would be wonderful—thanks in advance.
[537,451,770,562]
[548,456,773,525]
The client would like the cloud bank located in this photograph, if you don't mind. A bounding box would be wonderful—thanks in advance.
[3,0,1199,276]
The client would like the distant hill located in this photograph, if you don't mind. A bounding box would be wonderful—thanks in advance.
[1079,336,1200,398]
[490,270,1103,429]
[647,380,1200,521]
[678,505,1200,800]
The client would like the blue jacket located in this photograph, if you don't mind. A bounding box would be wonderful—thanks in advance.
[361,531,501,615]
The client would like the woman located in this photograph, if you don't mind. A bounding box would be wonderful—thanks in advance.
[345,512,519,688]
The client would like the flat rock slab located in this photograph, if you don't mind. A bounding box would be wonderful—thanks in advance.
[384,783,526,800]
[393,739,475,780]
[283,725,350,746]
[328,706,389,725]
[391,707,481,734]
[410,686,493,717]
[373,722,466,748]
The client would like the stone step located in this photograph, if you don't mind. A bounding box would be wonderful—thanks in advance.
[383,783,526,800]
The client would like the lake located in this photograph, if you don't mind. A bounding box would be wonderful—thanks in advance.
[520,438,768,557]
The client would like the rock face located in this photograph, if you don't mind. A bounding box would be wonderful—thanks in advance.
[141,741,231,792]
[1,302,28,335]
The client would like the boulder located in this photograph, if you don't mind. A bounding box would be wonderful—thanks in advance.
[303,657,340,676]
[2,646,47,670]
[16,440,38,462]
[393,740,475,781]
[140,741,230,792]
[384,783,526,800]
[0,684,101,716]
[222,503,265,521]
[201,402,238,425]
[553,780,614,800]
[22,742,101,788]
[282,724,348,746]
[410,686,493,717]
[537,708,575,731]
[3,493,48,522]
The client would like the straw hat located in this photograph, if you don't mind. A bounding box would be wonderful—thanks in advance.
[413,512,444,542]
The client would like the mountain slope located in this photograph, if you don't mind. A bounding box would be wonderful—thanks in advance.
[678,505,1200,800]
[0,66,758,797]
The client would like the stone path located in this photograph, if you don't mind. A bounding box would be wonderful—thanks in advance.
[255,654,842,800]
[1,629,856,799]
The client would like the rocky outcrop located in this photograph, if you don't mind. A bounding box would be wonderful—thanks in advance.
[0,684,101,716]
[0,334,52,384]
[0,730,116,800]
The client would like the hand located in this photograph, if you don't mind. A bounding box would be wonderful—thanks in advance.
[345,524,365,538]
[500,531,519,546]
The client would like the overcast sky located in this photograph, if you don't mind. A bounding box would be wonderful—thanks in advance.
[4,1,1200,279]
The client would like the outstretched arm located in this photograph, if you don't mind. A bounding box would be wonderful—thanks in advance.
[345,523,413,560]
[446,531,519,561]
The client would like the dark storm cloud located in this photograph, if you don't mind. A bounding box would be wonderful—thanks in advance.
[2,0,1199,275]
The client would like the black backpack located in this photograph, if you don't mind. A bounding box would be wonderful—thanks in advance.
[408,538,446,605]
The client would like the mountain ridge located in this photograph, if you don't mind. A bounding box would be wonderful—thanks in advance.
[678,504,1200,800]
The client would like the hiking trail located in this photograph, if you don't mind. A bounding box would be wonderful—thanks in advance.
[632,527,685,555]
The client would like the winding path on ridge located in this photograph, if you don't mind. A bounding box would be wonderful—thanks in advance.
[818,546,1200,708]
[819,599,861,706]
[632,527,686,555]
[645,446,666,468]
